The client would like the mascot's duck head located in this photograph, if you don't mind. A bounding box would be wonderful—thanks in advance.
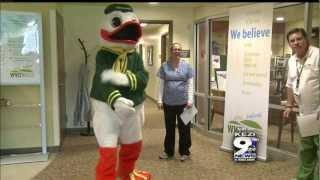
[100,4,142,50]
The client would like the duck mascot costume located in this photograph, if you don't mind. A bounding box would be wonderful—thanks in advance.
[90,4,151,180]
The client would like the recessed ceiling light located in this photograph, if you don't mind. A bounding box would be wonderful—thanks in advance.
[148,2,159,5]
[276,17,284,22]
[140,23,148,27]
[27,20,35,26]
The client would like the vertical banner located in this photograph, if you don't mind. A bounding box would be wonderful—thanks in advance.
[221,3,273,160]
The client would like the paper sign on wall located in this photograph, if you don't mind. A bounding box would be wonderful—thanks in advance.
[0,11,43,85]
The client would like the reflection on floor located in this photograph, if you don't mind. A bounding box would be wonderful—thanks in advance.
[0,154,56,180]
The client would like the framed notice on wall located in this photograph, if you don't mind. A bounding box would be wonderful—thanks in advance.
[147,45,153,66]
[0,11,43,85]
[180,50,190,58]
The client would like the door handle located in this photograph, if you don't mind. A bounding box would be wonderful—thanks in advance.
[194,92,206,97]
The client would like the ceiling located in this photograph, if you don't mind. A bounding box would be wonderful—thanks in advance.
[273,4,305,22]
[62,2,246,9]
[141,24,164,31]
[61,2,313,23]
[130,2,245,9]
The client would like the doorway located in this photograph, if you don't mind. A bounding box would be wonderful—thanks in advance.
[138,20,173,100]
[50,10,66,147]
[139,20,173,63]
[161,33,169,63]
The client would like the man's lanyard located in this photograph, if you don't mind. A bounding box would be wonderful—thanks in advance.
[296,59,306,89]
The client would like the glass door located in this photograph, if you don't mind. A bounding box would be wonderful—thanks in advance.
[311,3,319,48]
[0,11,47,164]
[194,20,210,130]
[208,16,229,133]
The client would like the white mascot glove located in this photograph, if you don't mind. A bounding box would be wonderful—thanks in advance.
[113,97,136,124]
[101,70,129,86]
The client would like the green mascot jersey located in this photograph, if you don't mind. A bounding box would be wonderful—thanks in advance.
[90,48,149,108]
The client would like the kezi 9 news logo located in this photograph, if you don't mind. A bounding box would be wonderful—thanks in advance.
[233,128,258,162]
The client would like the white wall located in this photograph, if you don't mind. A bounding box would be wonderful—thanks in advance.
[141,36,159,100]
[60,4,195,128]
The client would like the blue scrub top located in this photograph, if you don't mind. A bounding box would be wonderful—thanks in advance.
[157,60,194,105]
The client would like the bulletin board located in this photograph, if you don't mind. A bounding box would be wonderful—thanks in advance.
[213,55,227,89]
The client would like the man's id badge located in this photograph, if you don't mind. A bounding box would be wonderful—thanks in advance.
[294,88,300,96]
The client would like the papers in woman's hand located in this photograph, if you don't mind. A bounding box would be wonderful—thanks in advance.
[180,105,198,125]
[296,112,320,137]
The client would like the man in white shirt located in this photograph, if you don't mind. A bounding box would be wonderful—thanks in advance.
[283,28,319,180]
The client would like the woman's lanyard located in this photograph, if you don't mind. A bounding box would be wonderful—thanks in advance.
[296,59,306,89]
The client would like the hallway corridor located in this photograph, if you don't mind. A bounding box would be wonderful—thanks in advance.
[3,98,298,180]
